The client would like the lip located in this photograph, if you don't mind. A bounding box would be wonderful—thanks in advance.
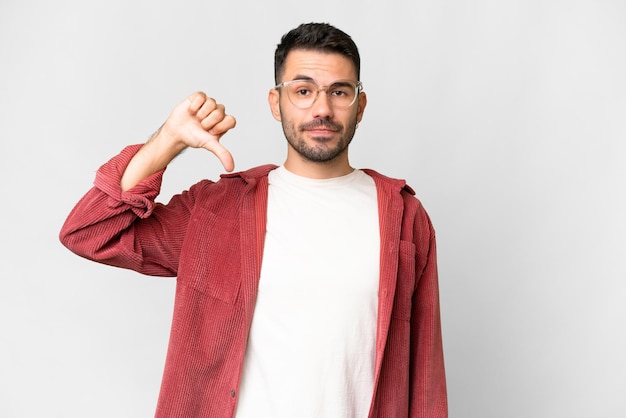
[305,128,337,135]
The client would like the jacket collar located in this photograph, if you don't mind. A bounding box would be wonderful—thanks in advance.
[220,164,278,185]
[221,164,415,196]
[362,168,416,196]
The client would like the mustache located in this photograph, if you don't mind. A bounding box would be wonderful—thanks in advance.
[300,118,342,132]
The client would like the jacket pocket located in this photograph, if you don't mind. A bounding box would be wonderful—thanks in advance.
[177,210,242,304]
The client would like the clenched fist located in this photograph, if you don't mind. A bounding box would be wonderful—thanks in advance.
[160,92,237,171]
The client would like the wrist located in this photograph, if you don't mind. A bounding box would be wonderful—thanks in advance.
[150,124,187,157]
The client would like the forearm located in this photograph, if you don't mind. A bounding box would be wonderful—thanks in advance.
[60,145,179,276]
[121,127,186,191]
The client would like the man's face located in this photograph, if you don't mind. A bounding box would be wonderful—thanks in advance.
[269,49,367,165]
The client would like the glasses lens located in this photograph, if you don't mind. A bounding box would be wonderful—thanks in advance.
[285,80,316,108]
[285,80,358,108]
[327,82,357,108]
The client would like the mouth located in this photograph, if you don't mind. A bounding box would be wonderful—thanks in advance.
[300,119,342,137]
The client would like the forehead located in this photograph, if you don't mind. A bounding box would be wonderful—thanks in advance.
[281,49,357,82]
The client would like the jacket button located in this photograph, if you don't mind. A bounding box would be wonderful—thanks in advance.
[230,390,236,398]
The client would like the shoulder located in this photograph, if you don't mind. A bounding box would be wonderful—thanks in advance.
[185,164,277,202]
[361,168,418,199]
[361,168,432,226]
[192,164,278,190]
[220,164,278,183]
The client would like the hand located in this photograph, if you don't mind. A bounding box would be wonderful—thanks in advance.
[160,91,237,172]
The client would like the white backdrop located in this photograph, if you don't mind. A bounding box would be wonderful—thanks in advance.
[1,0,625,417]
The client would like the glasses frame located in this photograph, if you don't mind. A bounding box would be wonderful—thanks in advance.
[274,79,364,109]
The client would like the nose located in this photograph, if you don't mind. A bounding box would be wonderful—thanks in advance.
[310,89,334,119]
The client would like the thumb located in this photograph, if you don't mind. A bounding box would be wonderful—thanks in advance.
[203,140,235,172]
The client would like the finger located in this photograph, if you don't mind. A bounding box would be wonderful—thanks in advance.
[199,105,226,130]
[187,92,207,114]
[204,141,235,172]
[196,97,218,120]
[208,114,237,136]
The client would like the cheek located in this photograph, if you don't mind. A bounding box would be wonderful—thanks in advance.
[341,109,360,128]
[279,105,307,126]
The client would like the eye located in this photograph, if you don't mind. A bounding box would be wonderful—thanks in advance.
[331,89,348,97]
[290,81,315,97]
[329,84,352,97]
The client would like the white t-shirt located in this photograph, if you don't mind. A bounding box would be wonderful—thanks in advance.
[235,166,380,418]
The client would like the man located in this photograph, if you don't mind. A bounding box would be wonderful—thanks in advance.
[60,23,447,417]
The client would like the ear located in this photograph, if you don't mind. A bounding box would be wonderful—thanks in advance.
[356,92,367,123]
[268,88,282,121]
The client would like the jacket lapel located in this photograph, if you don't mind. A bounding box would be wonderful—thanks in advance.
[239,174,269,326]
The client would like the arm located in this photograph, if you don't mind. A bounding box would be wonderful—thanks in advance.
[59,92,237,276]
[410,211,448,417]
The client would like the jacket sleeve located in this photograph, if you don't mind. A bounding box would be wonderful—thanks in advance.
[59,145,195,277]
[410,207,448,416]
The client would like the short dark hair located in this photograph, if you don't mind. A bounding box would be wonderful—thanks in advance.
[274,23,361,83]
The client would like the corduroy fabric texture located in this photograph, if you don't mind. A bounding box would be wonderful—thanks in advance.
[60,145,448,417]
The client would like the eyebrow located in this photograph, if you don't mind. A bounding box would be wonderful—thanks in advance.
[330,80,356,88]
[289,76,356,87]
[291,75,315,82]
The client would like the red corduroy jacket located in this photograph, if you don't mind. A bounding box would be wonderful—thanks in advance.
[60,145,447,417]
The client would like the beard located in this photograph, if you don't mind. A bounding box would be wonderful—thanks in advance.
[281,114,358,163]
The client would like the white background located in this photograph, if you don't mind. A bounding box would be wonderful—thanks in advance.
[1,0,625,417]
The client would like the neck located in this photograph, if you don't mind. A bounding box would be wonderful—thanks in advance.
[284,149,354,179]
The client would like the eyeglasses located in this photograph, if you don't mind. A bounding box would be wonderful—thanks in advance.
[274,79,363,109]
